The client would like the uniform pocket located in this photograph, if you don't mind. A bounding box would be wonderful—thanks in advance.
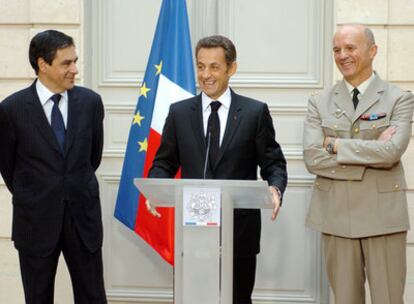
[321,119,349,137]
[359,118,390,139]
[308,177,332,224]
[377,175,408,227]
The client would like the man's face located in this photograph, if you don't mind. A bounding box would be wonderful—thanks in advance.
[196,47,236,100]
[38,45,78,93]
[333,26,377,86]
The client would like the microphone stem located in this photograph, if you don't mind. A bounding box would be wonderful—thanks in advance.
[203,131,211,179]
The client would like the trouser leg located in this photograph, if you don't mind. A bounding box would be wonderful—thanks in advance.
[322,233,366,304]
[362,232,407,304]
[233,256,257,304]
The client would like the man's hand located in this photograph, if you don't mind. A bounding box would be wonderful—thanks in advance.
[323,136,338,153]
[269,186,281,221]
[323,136,331,148]
[378,125,396,141]
[145,199,161,218]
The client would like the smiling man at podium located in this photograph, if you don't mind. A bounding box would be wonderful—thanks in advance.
[147,35,287,304]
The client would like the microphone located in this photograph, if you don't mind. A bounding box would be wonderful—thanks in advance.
[203,131,211,179]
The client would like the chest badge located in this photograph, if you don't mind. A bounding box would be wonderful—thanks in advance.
[360,112,386,121]
[335,108,346,119]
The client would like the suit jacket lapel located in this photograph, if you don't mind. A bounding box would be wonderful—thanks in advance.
[190,95,207,157]
[65,88,81,155]
[352,75,384,123]
[27,81,62,155]
[333,81,354,122]
[213,90,242,169]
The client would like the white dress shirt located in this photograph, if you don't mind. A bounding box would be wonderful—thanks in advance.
[202,87,231,146]
[36,79,68,128]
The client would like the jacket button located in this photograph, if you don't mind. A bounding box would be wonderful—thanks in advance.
[354,127,360,133]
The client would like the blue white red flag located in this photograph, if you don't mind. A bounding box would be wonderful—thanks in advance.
[114,0,196,265]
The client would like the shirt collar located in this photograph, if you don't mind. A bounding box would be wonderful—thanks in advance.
[344,72,376,96]
[202,87,231,112]
[36,78,68,105]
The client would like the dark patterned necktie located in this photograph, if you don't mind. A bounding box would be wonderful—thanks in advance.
[50,94,65,153]
[207,101,222,167]
[352,88,360,109]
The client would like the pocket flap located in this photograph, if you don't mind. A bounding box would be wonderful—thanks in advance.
[377,175,407,193]
[314,177,333,191]
[321,119,349,131]
[359,118,390,130]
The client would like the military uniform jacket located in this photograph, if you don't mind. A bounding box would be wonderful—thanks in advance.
[303,74,414,238]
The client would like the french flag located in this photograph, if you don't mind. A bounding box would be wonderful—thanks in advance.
[114,0,196,265]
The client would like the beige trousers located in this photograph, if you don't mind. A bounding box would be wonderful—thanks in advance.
[322,232,407,304]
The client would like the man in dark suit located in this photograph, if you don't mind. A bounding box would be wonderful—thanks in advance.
[0,30,107,303]
[147,35,287,304]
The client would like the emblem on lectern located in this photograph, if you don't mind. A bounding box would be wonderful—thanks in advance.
[187,191,217,222]
[182,187,221,226]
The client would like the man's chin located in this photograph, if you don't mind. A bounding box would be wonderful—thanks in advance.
[341,70,355,79]
[202,88,217,98]
[65,81,75,90]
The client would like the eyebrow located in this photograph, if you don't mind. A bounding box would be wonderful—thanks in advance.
[62,57,78,64]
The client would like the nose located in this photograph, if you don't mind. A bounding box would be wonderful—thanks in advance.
[200,67,211,79]
[70,62,79,75]
[338,49,348,60]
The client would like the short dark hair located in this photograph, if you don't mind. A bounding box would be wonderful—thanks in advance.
[29,30,75,75]
[195,35,237,66]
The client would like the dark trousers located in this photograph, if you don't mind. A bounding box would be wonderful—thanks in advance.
[233,256,257,304]
[18,203,107,304]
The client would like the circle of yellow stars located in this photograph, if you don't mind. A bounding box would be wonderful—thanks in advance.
[135,61,163,153]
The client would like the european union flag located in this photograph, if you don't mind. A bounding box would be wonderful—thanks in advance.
[114,0,196,265]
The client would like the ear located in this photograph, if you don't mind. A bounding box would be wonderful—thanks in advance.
[227,61,237,77]
[369,44,378,59]
[37,57,48,73]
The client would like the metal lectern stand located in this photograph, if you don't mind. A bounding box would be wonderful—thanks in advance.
[134,178,273,304]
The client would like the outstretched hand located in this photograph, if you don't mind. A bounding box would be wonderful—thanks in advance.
[269,186,281,221]
[145,199,161,218]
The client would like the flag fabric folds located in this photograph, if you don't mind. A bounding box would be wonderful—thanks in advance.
[114,0,196,265]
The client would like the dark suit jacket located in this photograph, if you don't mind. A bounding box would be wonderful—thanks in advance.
[149,90,287,257]
[0,80,104,257]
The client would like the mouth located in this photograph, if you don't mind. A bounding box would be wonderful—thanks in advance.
[203,80,215,86]
[341,61,354,69]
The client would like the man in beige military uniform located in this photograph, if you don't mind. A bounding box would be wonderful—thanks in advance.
[303,24,414,304]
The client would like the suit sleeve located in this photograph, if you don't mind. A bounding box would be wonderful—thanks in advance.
[0,102,16,192]
[336,91,414,166]
[256,103,288,194]
[303,95,366,180]
[148,105,180,178]
[90,96,104,171]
